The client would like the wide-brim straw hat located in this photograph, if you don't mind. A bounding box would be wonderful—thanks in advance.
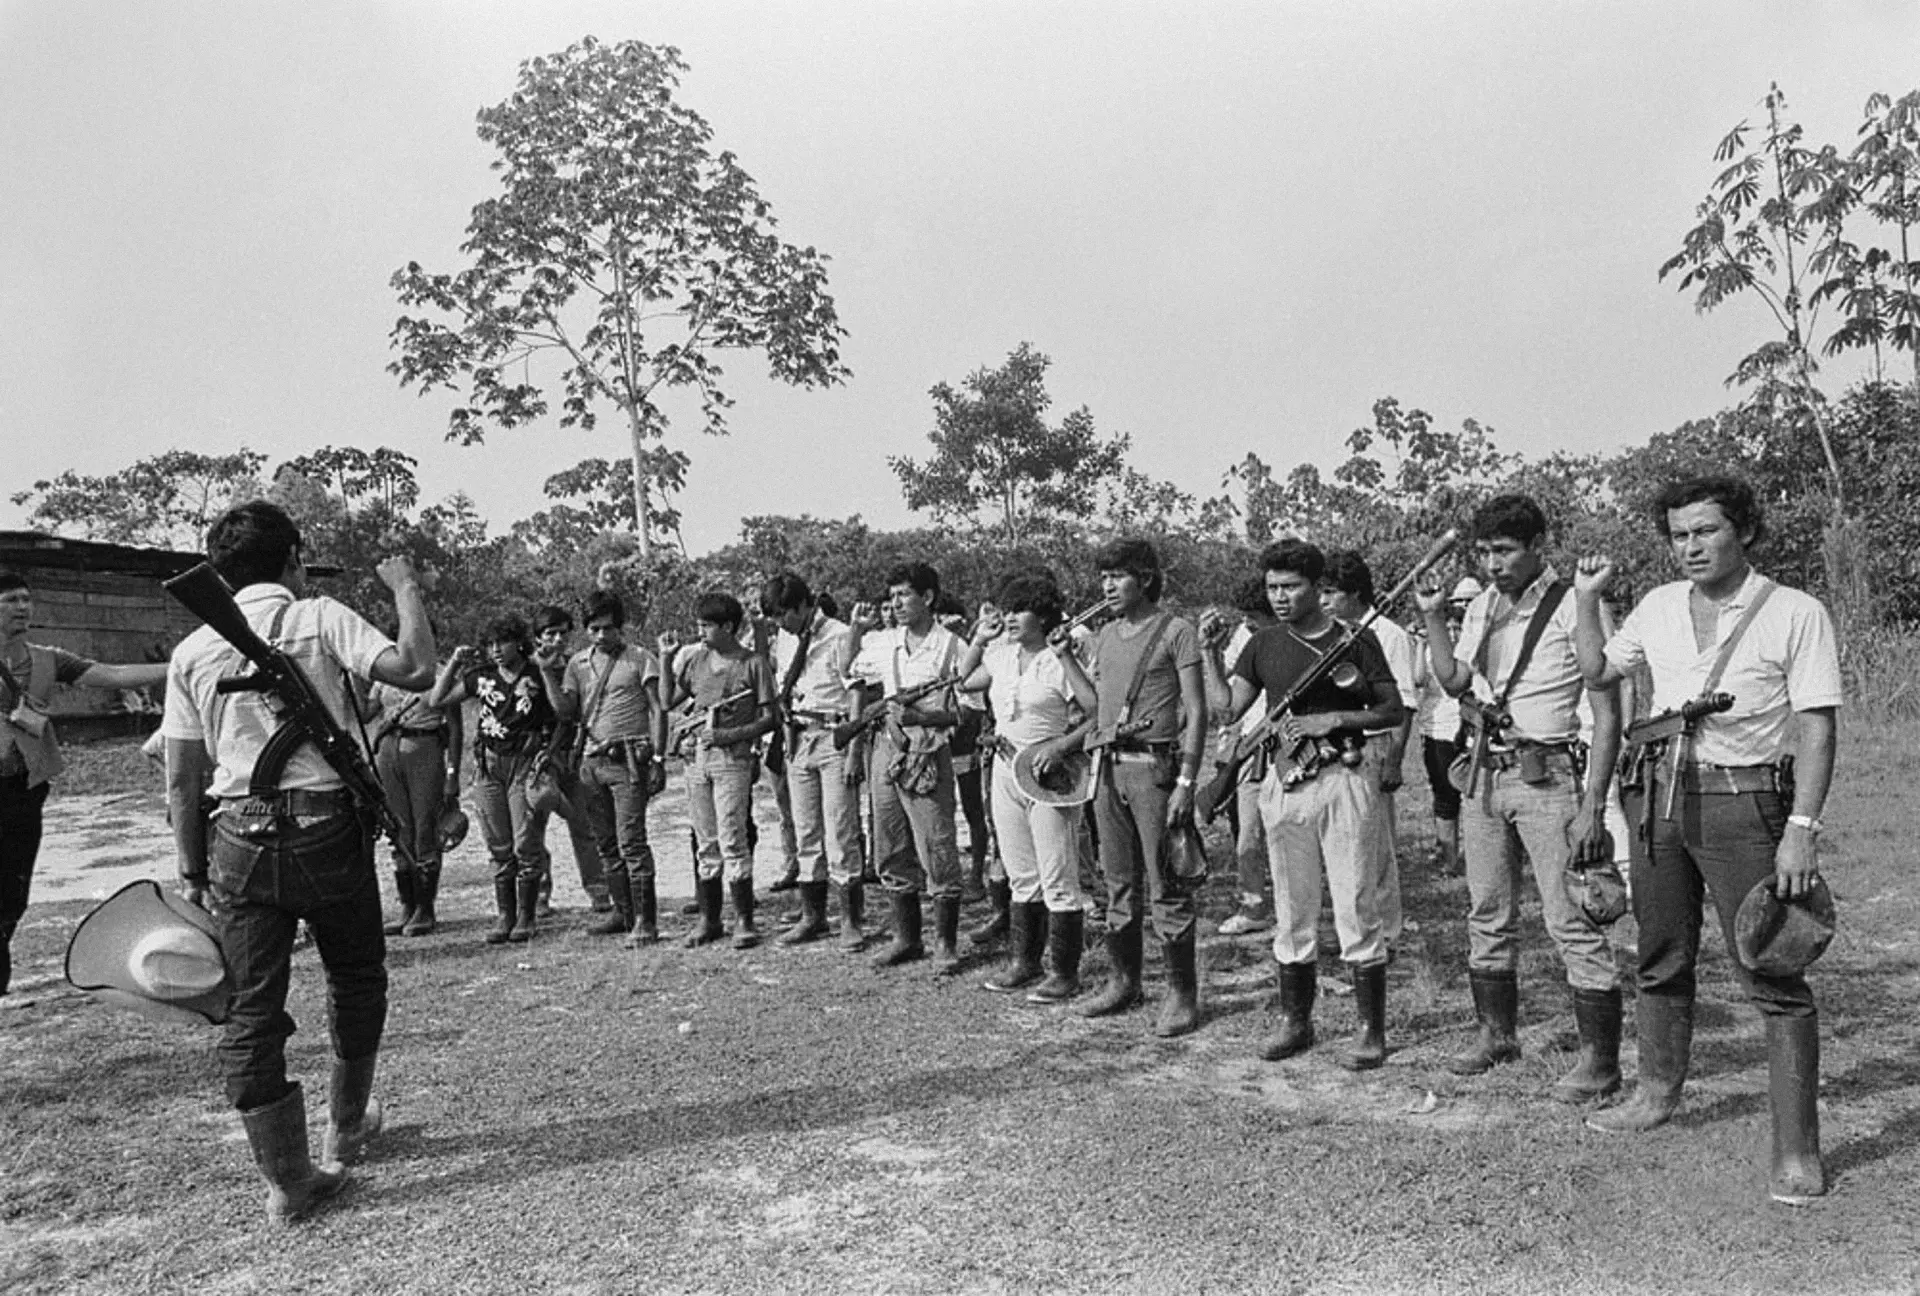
[65,879,230,1027]
[1012,744,1095,807]
[1734,876,1837,977]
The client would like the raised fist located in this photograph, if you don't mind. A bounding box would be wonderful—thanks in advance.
[1574,555,1617,595]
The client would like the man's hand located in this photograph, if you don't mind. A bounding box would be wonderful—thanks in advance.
[1281,712,1339,744]
[1774,823,1821,900]
[1165,783,1195,828]
[1574,555,1617,597]
[375,555,423,592]
[850,601,884,633]
[1566,795,1609,865]
[180,878,209,911]
[1412,573,1448,616]
[656,630,682,660]
[1379,759,1404,794]
[1197,607,1233,650]
[532,641,566,674]
[972,603,1005,645]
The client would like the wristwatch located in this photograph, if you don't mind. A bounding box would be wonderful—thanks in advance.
[1786,813,1824,835]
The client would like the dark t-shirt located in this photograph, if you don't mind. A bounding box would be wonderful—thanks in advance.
[463,663,553,751]
[1086,613,1202,745]
[1232,622,1399,741]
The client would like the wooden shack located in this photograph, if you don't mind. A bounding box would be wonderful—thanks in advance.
[0,531,202,739]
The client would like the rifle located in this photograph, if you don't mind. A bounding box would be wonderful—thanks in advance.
[1454,694,1513,802]
[1624,691,1735,821]
[163,563,414,862]
[832,672,964,751]
[1197,528,1459,823]
[668,686,757,753]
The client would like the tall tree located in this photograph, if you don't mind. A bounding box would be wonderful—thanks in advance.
[11,448,267,548]
[891,342,1129,548]
[389,37,850,556]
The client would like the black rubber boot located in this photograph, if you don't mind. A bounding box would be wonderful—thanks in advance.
[984,901,1048,993]
[321,1054,382,1167]
[1448,969,1522,1076]
[1553,986,1624,1103]
[508,877,539,943]
[968,879,1012,947]
[1768,1014,1825,1205]
[1153,931,1202,1038]
[779,881,831,946]
[932,895,964,975]
[1259,961,1317,1060]
[872,892,925,968]
[402,861,439,936]
[1079,922,1145,1018]
[685,875,727,947]
[626,874,659,947]
[1339,960,1388,1071]
[589,866,634,936]
[384,868,416,936]
[838,881,867,953]
[1026,908,1085,1003]
[486,876,516,945]
[1588,994,1694,1134]
[240,1084,346,1224]
[730,878,762,949]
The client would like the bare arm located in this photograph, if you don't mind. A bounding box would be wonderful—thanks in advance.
[1166,657,1209,827]
[366,556,435,690]
[1572,558,1626,688]
[1774,707,1837,900]
[166,738,212,902]
[74,662,169,690]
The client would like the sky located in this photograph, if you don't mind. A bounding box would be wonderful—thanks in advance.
[4,1,1918,556]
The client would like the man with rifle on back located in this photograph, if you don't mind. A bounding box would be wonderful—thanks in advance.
[161,501,437,1223]
[1571,475,1840,1206]
[1414,494,1624,1103]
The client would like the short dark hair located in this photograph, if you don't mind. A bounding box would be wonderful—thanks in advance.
[532,603,574,635]
[0,568,26,597]
[583,590,626,628]
[485,613,532,651]
[1259,537,1324,584]
[1093,538,1163,601]
[760,571,813,617]
[996,574,1066,630]
[207,501,302,590]
[694,592,744,632]
[1653,475,1768,547]
[884,562,940,599]
[1321,550,1375,606]
[816,590,840,619]
[1471,494,1548,547]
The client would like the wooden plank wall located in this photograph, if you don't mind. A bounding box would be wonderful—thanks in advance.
[21,570,195,719]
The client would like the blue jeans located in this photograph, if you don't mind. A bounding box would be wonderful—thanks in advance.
[580,751,656,885]
[471,747,551,884]
[1092,752,1195,942]
[0,774,50,996]
[686,744,757,883]
[209,801,388,1110]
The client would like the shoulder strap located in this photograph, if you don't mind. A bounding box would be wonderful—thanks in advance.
[1492,580,1568,709]
[1701,578,1777,696]
[1119,613,1173,718]
[777,619,813,706]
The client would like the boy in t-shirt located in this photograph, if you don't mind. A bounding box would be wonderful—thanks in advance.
[660,593,777,949]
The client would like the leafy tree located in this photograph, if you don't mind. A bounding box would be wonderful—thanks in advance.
[1821,90,1920,385]
[11,449,267,548]
[389,37,850,556]
[891,342,1130,548]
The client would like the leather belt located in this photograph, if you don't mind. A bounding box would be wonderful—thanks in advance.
[395,726,445,740]
[1483,742,1576,772]
[1669,763,1781,795]
[221,788,355,815]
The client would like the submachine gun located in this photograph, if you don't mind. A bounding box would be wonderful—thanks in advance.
[1197,528,1460,823]
[1621,691,1736,821]
[163,563,414,862]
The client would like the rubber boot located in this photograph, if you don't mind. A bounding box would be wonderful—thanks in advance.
[240,1084,346,1224]
[402,860,439,936]
[589,867,635,936]
[685,875,726,947]
[932,896,964,975]
[1153,931,1202,1038]
[1767,1014,1826,1205]
[1587,994,1694,1134]
[1080,922,1145,1018]
[321,1054,382,1167]
[838,882,867,953]
[535,871,555,920]
[508,876,539,943]
[730,878,762,949]
[1448,970,1522,1076]
[1339,961,1388,1071]
[1259,961,1318,1060]
[968,879,1012,947]
[384,868,416,936]
[625,875,659,947]
[779,881,831,946]
[1026,909,1085,1003]
[984,901,1047,992]
[485,875,516,945]
[1553,987,1624,1103]
[872,892,925,968]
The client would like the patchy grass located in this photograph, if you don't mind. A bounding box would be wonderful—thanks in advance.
[4,730,1918,1294]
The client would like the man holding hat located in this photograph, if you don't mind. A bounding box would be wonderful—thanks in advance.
[162,501,436,1222]
[1571,474,1840,1205]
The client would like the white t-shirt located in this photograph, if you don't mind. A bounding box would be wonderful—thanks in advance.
[981,641,1076,749]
